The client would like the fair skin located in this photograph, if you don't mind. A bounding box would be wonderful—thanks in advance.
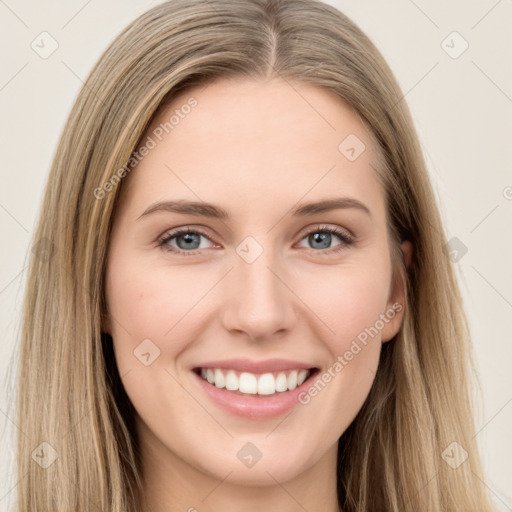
[104,77,412,512]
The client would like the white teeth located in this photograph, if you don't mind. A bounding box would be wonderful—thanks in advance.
[275,372,288,392]
[225,370,239,391]
[239,372,257,394]
[257,373,275,395]
[198,368,312,395]
[287,370,298,390]
[214,369,225,388]
[297,369,309,386]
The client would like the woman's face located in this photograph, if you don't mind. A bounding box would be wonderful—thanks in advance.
[104,77,410,487]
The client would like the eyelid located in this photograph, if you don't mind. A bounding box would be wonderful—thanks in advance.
[298,223,354,241]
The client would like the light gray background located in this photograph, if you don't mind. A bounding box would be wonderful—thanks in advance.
[1,0,511,510]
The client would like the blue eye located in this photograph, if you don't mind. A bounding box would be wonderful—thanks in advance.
[298,224,354,254]
[157,224,354,256]
[158,228,214,255]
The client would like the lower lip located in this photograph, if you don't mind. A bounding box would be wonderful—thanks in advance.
[192,370,317,420]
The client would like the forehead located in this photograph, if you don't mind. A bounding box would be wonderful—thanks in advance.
[118,77,386,225]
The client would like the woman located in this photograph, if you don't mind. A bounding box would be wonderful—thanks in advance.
[15,0,493,510]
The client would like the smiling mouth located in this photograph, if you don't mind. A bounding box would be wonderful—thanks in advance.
[193,367,319,397]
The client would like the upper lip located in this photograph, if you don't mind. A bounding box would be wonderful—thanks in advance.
[193,358,317,374]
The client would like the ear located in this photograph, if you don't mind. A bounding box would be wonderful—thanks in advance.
[381,240,413,343]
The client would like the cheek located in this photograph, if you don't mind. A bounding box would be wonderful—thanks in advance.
[105,258,211,433]
[105,254,205,370]
[294,260,390,417]
[301,258,391,349]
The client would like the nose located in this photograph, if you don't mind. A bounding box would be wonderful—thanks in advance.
[219,243,296,342]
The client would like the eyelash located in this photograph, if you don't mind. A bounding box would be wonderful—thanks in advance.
[157,224,355,257]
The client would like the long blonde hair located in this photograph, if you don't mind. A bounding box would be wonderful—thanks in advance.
[13,0,492,510]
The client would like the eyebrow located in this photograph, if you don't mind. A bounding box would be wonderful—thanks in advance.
[137,197,372,220]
